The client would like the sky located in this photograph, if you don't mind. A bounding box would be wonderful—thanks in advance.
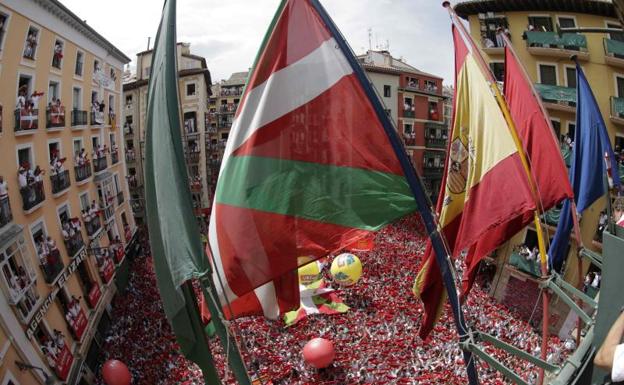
[59,0,457,84]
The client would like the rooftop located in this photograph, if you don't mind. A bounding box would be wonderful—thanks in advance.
[357,50,443,80]
[454,0,616,19]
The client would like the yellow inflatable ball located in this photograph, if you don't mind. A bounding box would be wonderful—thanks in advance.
[298,260,323,286]
[330,253,362,286]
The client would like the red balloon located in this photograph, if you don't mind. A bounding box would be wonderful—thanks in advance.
[102,359,131,385]
[302,338,335,369]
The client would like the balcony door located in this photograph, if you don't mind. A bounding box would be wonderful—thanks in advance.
[528,16,553,32]
[539,64,557,86]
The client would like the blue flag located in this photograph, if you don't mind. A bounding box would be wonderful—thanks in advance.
[548,62,620,271]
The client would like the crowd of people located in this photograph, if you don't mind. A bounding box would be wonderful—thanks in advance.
[97,216,576,385]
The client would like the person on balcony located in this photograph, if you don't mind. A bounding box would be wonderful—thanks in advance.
[69,295,81,319]
[52,42,63,67]
[78,148,89,165]
[24,31,37,58]
[41,346,57,369]
[90,201,100,217]
[70,217,81,233]
[53,329,65,350]
[481,34,495,49]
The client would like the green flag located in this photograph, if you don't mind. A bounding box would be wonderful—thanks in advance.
[144,0,219,383]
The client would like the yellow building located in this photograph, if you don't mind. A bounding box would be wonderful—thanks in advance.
[455,0,622,334]
[0,1,138,384]
[123,43,213,225]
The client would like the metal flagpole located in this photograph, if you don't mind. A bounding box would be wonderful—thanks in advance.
[309,1,480,384]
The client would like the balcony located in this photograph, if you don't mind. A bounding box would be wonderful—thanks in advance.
[423,166,444,178]
[40,248,64,284]
[116,191,124,206]
[187,151,200,163]
[20,181,45,212]
[63,229,85,258]
[2,266,37,306]
[125,151,136,163]
[46,106,65,129]
[508,252,541,278]
[124,123,134,136]
[403,109,415,118]
[403,83,441,96]
[605,38,624,69]
[525,31,589,60]
[50,170,70,195]
[219,103,238,114]
[93,156,108,173]
[86,215,102,238]
[190,178,202,192]
[218,121,232,129]
[90,111,105,126]
[610,96,624,126]
[71,110,88,127]
[111,151,119,165]
[534,84,576,113]
[14,108,39,134]
[426,137,448,149]
[130,198,144,216]
[102,203,115,223]
[220,87,243,97]
[74,163,92,183]
[0,196,13,229]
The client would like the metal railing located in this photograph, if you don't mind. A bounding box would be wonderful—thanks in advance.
[71,110,88,126]
[86,216,101,237]
[46,106,65,128]
[93,156,107,173]
[605,38,624,59]
[63,230,84,258]
[19,181,45,211]
[425,137,448,148]
[50,170,70,194]
[0,196,12,229]
[535,83,577,107]
[90,111,105,125]
[403,110,415,118]
[102,204,115,222]
[611,96,624,119]
[14,109,39,132]
[525,31,587,52]
[40,249,64,284]
[74,163,92,183]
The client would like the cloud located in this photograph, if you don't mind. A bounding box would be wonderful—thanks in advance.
[58,0,455,84]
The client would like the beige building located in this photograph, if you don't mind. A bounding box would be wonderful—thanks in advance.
[123,43,212,224]
[206,71,247,200]
[0,1,138,384]
[455,0,622,335]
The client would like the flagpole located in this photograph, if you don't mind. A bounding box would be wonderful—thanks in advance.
[444,4,554,385]
[309,1,480,384]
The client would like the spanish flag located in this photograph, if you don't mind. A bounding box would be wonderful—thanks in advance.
[413,25,536,338]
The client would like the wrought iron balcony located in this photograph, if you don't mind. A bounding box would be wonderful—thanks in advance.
[63,229,85,258]
[71,110,88,126]
[74,163,92,183]
[50,170,70,194]
[90,111,105,126]
[93,156,108,173]
[0,196,13,229]
[102,204,115,222]
[40,249,64,284]
[14,108,38,133]
[20,181,45,211]
[46,106,65,128]
[86,216,102,237]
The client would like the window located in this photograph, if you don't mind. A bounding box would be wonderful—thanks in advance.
[144,66,151,78]
[17,147,33,170]
[48,81,60,105]
[0,12,9,52]
[93,59,101,74]
[79,192,89,212]
[72,87,81,110]
[490,62,505,82]
[608,23,624,43]
[383,85,391,98]
[221,132,229,140]
[0,235,37,309]
[565,67,576,89]
[51,39,63,69]
[184,111,197,133]
[551,120,561,139]
[23,26,39,59]
[186,83,196,96]
[528,16,553,32]
[48,142,60,163]
[404,124,413,135]
[75,51,84,76]
[617,76,624,98]
[480,16,509,48]
[539,64,557,86]
[73,139,82,160]
[125,95,132,106]
[17,75,33,108]
[558,17,576,29]
[31,220,63,284]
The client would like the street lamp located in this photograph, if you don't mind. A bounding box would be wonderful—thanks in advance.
[15,361,58,385]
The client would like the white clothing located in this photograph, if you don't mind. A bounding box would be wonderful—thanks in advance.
[0,181,7,198]
[18,174,27,188]
[612,343,624,382]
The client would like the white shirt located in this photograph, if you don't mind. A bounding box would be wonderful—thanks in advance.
[0,181,7,197]
[18,174,27,188]
[612,343,624,382]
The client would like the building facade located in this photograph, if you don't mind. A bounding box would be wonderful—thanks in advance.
[455,0,621,334]
[123,43,212,225]
[206,71,247,202]
[0,1,138,384]
[358,50,448,201]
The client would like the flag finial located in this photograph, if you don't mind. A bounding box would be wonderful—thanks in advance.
[442,1,451,8]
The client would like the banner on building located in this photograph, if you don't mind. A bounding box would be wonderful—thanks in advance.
[54,344,74,381]
[88,284,101,308]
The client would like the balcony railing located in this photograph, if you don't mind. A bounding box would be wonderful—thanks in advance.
[605,38,624,59]
[86,215,102,237]
[403,109,415,118]
[403,83,441,95]
[219,104,238,113]
[423,166,444,178]
[20,181,45,211]
[46,106,65,129]
[111,151,119,165]
[425,137,448,148]
[14,109,39,133]
[187,151,200,163]
[40,249,64,284]
[542,207,561,226]
[63,229,85,258]
[0,196,13,229]
[74,163,92,183]
[218,121,233,129]
[90,111,105,126]
[220,88,243,97]
[611,96,624,122]
[534,84,576,109]
[525,31,588,52]
[116,191,124,206]
[50,170,70,194]
[93,156,108,173]
[71,110,88,126]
